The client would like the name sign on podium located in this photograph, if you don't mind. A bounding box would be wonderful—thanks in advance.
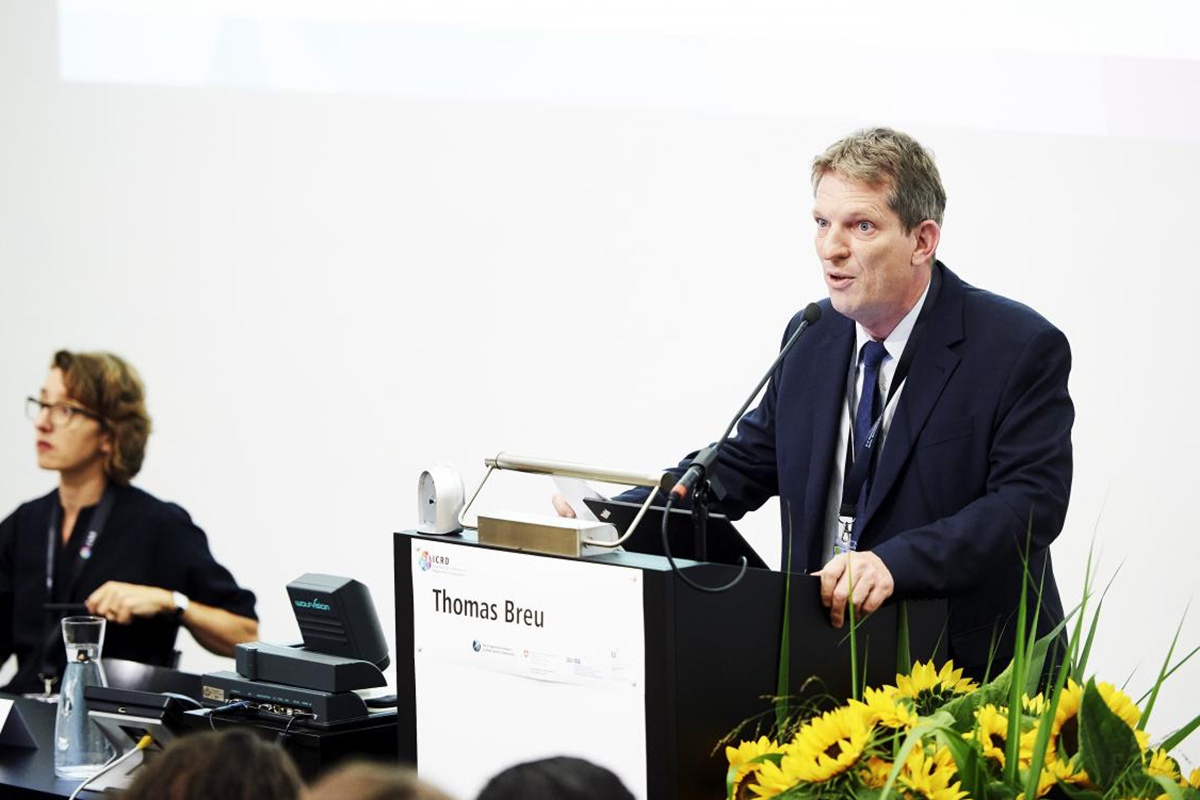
[409,539,646,798]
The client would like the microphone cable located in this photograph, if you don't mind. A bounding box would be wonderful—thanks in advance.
[208,699,253,731]
[67,734,153,800]
[660,492,749,593]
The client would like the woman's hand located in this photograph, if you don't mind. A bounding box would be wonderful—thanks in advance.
[85,580,173,624]
[85,580,259,656]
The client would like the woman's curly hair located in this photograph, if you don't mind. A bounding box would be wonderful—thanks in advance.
[53,350,151,484]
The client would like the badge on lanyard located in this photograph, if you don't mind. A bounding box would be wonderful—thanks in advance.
[834,514,857,556]
[46,486,116,596]
[79,529,100,561]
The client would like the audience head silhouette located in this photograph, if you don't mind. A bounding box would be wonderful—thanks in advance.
[476,756,633,800]
[120,729,303,800]
[310,761,455,800]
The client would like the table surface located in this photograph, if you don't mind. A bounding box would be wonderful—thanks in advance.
[0,696,104,799]
[2,685,400,796]
[1,661,201,798]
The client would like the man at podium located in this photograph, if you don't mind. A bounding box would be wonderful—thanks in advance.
[558,128,1073,680]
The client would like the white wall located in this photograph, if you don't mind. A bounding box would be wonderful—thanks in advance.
[2,0,1200,765]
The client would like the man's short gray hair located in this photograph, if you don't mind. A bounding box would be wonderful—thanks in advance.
[811,127,946,231]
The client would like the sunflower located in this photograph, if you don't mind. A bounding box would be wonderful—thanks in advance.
[750,706,872,795]
[1013,757,1088,800]
[894,661,979,716]
[965,704,1009,766]
[748,742,812,798]
[726,736,781,800]
[898,746,966,800]
[1145,748,1180,781]
[1023,693,1047,716]
[1018,767,1057,799]
[859,756,893,789]
[1189,767,1200,789]
[1046,755,1087,787]
[1016,720,1090,793]
[853,685,919,729]
[1023,679,1146,765]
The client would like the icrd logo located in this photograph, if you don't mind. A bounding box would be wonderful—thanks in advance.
[418,550,432,571]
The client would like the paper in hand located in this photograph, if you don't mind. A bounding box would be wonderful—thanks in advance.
[552,476,606,522]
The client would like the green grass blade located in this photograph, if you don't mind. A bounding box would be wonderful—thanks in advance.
[879,724,939,800]
[848,555,859,702]
[896,601,911,676]
[775,504,795,732]
[1004,517,1033,784]
[861,638,870,700]
[1022,553,1053,697]
[982,621,1003,685]
[1138,602,1189,731]
[1024,549,1049,663]
[929,617,949,667]
[1076,598,1104,682]
[1120,663,1140,693]
[1070,488,1108,668]
[1152,775,1185,800]
[1023,634,1073,800]
[1076,565,1123,679]
[935,727,987,800]
[1025,608,1078,698]
[1069,531,1099,671]
[1159,710,1200,752]
[1137,645,1200,705]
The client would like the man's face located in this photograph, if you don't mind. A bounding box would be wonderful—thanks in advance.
[813,172,930,338]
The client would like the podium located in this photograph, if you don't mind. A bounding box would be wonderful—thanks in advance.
[394,530,944,799]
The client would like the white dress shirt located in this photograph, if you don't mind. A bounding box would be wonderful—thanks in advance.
[819,276,932,565]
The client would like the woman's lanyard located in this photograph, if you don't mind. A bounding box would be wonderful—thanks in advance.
[45,485,116,598]
[39,484,117,691]
[835,267,942,554]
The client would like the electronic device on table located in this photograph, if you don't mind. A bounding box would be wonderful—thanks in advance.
[200,573,395,728]
[583,497,767,568]
[82,686,201,791]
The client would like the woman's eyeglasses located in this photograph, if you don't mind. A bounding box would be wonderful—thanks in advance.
[25,397,102,427]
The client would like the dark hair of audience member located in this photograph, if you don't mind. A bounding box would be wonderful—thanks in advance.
[476,756,634,800]
[309,761,455,800]
[120,728,304,800]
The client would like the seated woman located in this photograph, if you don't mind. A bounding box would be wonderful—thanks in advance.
[0,350,258,694]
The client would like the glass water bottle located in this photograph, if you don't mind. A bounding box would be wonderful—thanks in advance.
[54,616,115,779]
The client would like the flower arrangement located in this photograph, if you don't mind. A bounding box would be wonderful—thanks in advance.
[724,551,1200,800]
[726,660,1199,800]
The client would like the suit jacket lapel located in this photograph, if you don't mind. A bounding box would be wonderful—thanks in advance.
[798,313,855,570]
[858,265,965,536]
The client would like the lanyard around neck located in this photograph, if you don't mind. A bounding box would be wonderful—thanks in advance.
[40,484,118,688]
[45,484,117,598]
[837,265,943,542]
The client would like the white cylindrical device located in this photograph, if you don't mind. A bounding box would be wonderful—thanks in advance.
[417,465,465,534]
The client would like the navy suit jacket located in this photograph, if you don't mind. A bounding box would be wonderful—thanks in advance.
[658,263,1073,676]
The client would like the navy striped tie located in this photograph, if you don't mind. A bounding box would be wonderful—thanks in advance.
[853,340,889,474]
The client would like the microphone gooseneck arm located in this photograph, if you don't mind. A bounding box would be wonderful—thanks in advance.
[663,302,822,593]
[671,302,822,503]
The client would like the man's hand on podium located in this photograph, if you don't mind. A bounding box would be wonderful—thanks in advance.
[817,551,895,629]
[551,493,576,518]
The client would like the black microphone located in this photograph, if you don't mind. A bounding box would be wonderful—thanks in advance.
[670,302,822,502]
